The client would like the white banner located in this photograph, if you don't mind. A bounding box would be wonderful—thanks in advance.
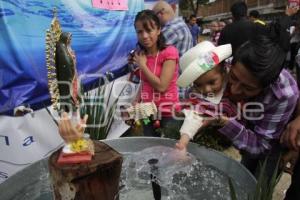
[0,75,139,184]
[0,108,63,184]
[106,75,140,138]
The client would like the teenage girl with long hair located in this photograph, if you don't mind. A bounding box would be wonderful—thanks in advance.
[129,10,180,136]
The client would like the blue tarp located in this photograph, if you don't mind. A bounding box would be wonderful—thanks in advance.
[0,0,144,114]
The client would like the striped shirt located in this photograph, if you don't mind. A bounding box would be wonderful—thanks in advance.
[219,69,299,155]
[162,17,193,57]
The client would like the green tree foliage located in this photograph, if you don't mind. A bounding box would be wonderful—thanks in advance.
[179,0,209,14]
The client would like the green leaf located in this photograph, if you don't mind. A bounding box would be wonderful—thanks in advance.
[228,178,238,200]
[81,80,127,140]
[229,155,282,200]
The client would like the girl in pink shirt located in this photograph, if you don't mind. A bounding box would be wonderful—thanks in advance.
[129,10,180,136]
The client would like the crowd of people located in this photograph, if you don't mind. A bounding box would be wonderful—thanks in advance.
[58,1,300,199]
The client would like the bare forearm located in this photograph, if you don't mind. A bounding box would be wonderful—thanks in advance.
[140,64,167,92]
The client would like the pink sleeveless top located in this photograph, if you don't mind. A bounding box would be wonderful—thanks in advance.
[139,45,180,117]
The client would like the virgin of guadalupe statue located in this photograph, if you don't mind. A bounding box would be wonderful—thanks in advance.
[46,9,79,112]
[55,32,79,112]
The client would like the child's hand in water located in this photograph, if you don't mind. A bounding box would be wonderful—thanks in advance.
[175,134,190,151]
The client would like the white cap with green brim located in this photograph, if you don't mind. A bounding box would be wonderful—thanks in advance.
[177,42,232,88]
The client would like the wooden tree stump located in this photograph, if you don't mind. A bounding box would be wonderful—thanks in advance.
[49,140,123,200]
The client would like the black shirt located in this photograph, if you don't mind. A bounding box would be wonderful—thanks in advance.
[219,17,292,54]
[218,18,254,55]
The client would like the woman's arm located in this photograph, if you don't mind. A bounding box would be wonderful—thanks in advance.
[217,97,298,155]
[281,99,300,150]
[140,59,176,93]
[135,51,176,93]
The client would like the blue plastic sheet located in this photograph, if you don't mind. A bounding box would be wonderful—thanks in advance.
[0,0,144,114]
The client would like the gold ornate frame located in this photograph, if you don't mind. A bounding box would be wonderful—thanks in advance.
[45,8,62,110]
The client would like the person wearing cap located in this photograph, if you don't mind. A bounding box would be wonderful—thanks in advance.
[174,21,299,182]
[212,33,297,181]
[174,41,234,150]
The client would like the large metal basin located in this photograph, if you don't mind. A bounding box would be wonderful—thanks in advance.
[0,137,256,199]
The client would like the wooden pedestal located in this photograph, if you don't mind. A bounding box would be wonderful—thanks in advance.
[49,140,123,200]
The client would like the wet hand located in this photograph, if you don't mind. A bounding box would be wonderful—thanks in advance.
[169,147,189,164]
[175,134,190,151]
[175,142,186,151]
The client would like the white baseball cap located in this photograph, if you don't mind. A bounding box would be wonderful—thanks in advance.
[177,41,232,87]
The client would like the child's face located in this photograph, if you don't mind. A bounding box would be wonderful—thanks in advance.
[135,19,160,50]
[193,65,224,96]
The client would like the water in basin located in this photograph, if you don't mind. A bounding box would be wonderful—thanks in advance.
[2,145,248,200]
[119,146,247,200]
